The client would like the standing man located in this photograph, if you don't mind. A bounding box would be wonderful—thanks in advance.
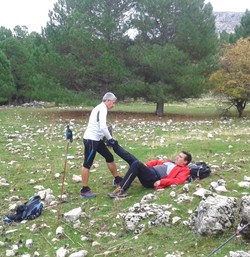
[80,92,122,198]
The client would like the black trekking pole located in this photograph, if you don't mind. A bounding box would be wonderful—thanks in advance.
[206,221,250,257]
[57,125,73,221]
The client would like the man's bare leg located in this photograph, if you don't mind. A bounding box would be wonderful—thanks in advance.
[80,167,96,197]
[107,161,118,177]
[81,166,90,186]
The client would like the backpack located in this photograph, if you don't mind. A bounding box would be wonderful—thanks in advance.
[187,162,211,182]
[3,195,43,223]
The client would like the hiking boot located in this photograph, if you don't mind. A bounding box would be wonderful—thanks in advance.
[108,187,127,198]
[112,176,123,187]
[80,187,97,198]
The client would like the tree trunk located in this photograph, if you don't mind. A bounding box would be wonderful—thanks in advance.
[235,99,246,118]
[155,101,164,117]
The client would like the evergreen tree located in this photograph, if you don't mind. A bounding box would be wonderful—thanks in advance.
[231,10,250,42]
[125,0,218,115]
[0,50,15,103]
[0,37,33,103]
[44,0,133,94]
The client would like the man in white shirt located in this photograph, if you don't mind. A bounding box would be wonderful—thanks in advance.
[80,92,122,198]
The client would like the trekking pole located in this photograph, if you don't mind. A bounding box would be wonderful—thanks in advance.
[206,221,250,257]
[57,125,73,221]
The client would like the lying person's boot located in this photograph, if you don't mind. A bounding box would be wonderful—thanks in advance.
[80,186,97,198]
[108,187,127,198]
[112,176,123,187]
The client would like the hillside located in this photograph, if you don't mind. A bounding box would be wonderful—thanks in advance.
[214,12,244,34]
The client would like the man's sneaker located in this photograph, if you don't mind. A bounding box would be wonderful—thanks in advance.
[80,187,97,198]
[108,187,127,198]
[112,176,123,187]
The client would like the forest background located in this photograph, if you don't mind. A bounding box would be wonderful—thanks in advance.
[0,0,250,117]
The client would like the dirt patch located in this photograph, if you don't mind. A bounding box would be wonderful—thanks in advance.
[46,109,214,122]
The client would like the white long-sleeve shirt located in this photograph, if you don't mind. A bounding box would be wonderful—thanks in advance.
[83,102,112,141]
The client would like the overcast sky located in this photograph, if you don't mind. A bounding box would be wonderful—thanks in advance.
[0,0,250,33]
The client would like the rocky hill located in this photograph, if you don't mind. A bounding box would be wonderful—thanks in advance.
[214,12,244,34]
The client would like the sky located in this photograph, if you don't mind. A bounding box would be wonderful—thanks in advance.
[0,0,250,34]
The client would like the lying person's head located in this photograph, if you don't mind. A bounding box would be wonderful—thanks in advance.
[176,151,192,166]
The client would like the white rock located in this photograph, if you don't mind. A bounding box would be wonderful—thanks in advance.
[169,191,176,197]
[37,188,53,199]
[8,195,20,201]
[238,181,250,188]
[56,226,64,236]
[140,193,157,203]
[68,250,88,257]
[8,203,18,212]
[6,250,15,256]
[64,207,82,222]
[30,224,38,232]
[175,194,193,203]
[80,236,88,241]
[243,176,250,182]
[172,216,181,224]
[0,177,10,186]
[229,250,250,257]
[92,241,100,247]
[57,194,67,203]
[217,179,226,186]
[182,184,189,193]
[25,239,33,248]
[193,188,211,198]
[29,179,36,184]
[54,173,60,179]
[44,194,56,204]
[8,245,18,256]
[214,185,228,193]
[73,220,81,228]
[56,246,68,257]
[210,181,218,191]
[5,229,18,234]
[33,185,45,190]
[72,174,81,183]
[207,133,213,138]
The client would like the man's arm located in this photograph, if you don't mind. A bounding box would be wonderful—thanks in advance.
[99,108,112,140]
[145,160,165,167]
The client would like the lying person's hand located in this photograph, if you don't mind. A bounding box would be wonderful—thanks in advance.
[154,180,161,187]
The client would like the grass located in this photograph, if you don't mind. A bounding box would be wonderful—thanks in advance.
[0,99,250,257]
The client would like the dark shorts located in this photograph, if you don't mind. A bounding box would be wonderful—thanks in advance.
[83,139,114,169]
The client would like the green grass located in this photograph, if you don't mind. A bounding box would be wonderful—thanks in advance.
[0,100,250,257]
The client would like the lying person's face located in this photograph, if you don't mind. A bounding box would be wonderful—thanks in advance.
[175,152,188,166]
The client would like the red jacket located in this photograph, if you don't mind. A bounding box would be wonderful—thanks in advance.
[145,160,190,189]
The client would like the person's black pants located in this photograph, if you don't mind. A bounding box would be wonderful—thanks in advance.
[113,144,159,191]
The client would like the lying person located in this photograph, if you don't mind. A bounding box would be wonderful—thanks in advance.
[107,142,192,198]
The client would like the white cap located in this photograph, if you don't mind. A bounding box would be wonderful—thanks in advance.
[102,92,117,101]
